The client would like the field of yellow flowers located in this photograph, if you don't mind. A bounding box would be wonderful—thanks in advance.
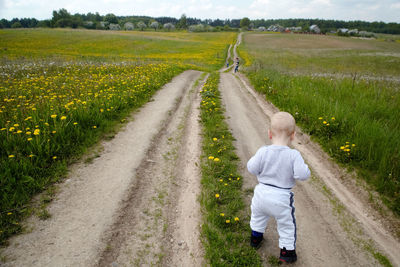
[0,28,236,244]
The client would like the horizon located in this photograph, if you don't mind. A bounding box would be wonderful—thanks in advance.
[1,0,399,24]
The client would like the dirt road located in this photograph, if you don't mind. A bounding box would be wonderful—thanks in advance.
[1,33,399,267]
[1,70,206,266]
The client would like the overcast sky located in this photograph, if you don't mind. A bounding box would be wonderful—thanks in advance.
[1,0,399,23]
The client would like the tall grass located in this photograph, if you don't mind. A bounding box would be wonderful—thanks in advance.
[200,72,262,266]
[242,33,400,215]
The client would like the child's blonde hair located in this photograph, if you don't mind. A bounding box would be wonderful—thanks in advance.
[270,112,295,138]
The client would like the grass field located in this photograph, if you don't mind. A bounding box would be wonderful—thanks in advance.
[0,28,236,244]
[241,32,400,215]
[0,28,236,71]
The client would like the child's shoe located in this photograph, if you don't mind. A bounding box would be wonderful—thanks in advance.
[279,247,297,263]
[250,232,263,249]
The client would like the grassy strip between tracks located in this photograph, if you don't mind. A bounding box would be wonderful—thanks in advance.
[199,72,262,266]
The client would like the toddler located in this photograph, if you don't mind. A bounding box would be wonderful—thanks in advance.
[247,111,310,263]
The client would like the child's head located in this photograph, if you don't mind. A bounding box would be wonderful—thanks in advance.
[269,112,296,144]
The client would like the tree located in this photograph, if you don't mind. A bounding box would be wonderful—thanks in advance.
[11,21,22,28]
[137,21,146,31]
[240,17,250,29]
[177,14,187,29]
[52,8,71,27]
[150,21,159,31]
[104,13,118,24]
[163,22,175,31]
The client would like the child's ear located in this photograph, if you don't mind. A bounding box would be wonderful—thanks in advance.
[268,130,272,140]
[290,132,296,140]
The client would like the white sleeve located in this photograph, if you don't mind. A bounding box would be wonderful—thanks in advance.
[247,148,264,176]
[293,150,311,181]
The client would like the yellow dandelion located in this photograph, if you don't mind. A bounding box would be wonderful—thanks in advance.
[213,137,218,141]
[220,213,225,217]
[340,146,345,150]
[226,220,230,223]
[93,126,97,129]
[73,122,78,125]
[7,212,12,215]
[331,117,335,120]
[52,156,57,160]
[8,155,15,158]
[214,158,220,162]
[33,129,40,135]
[52,131,56,134]
[208,156,214,160]
[237,177,240,181]
[60,116,67,120]
[26,131,31,135]
[352,144,356,147]
[318,117,323,120]
[27,138,32,141]
[215,194,220,198]
[234,217,239,222]
[323,121,327,124]
[51,114,57,119]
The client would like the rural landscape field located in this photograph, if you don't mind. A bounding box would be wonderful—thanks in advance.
[0,24,399,267]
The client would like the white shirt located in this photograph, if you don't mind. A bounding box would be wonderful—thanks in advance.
[247,145,310,189]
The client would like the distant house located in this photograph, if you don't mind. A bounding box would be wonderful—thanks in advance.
[267,24,285,32]
[338,28,349,33]
[286,26,302,32]
[257,26,266,31]
[124,22,134,30]
[309,25,321,34]
[348,29,359,35]
[109,23,121,31]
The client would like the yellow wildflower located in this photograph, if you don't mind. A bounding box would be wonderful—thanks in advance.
[60,116,67,120]
[323,121,327,124]
[27,138,32,141]
[220,213,225,217]
[214,158,220,162]
[51,114,57,119]
[213,137,218,141]
[8,155,15,158]
[318,117,323,120]
[226,220,230,223]
[208,156,214,160]
[234,217,239,222]
[215,194,220,198]
[33,129,40,135]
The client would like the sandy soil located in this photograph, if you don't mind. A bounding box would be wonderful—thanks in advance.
[1,33,399,267]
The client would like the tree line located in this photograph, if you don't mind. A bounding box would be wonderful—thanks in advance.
[0,8,399,34]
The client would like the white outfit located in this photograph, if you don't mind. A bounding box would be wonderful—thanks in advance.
[247,145,310,250]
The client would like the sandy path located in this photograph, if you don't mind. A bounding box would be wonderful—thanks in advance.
[1,70,205,267]
[218,34,400,266]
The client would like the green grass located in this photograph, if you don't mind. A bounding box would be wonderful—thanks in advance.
[0,28,237,71]
[241,32,400,215]
[199,72,262,266]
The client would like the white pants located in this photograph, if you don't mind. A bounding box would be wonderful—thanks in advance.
[250,184,297,250]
